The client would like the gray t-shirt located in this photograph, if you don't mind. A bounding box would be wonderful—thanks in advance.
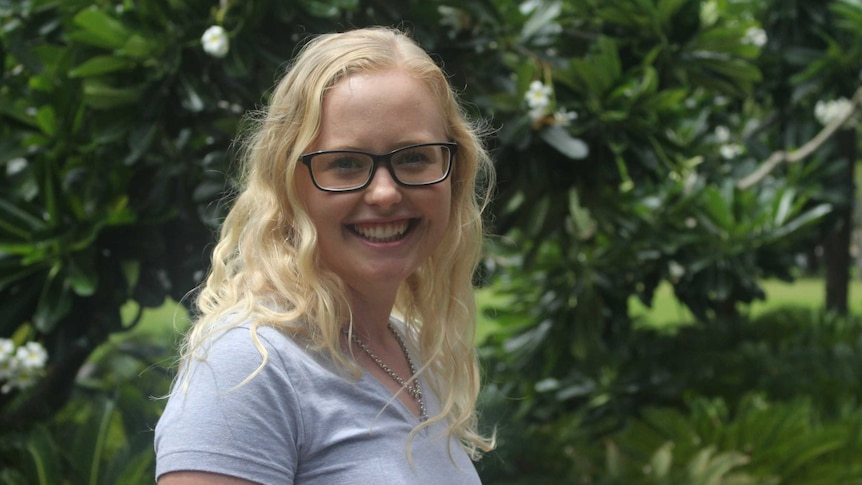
[154,322,481,484]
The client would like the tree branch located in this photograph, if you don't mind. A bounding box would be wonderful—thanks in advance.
[737,85,862,190]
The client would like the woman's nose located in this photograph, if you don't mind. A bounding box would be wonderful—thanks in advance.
[363,166,402,208]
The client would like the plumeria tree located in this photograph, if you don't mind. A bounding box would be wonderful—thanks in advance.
[0,0,470,435]
[464,0,861,478]
[751,0,862,314]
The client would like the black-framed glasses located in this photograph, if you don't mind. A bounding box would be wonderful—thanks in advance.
[300,142,457,193]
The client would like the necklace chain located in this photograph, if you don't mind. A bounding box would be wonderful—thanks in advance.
[346,322,427,421]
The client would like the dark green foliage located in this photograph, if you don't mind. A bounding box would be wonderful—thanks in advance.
[479,308,862,483]
[0,331,172,484]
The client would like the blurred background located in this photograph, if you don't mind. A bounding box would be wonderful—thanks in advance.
[2,0,862,483]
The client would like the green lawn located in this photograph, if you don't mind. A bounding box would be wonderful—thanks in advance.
[477,278,862,340]
[629,278,862,327]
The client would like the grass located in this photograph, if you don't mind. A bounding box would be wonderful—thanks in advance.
[629,278,862,328]
[476,278,862,340]
[119,299,190,346]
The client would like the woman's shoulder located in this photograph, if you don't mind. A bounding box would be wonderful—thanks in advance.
[184,319,323,386]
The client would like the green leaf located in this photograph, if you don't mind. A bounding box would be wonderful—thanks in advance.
[771,203,832,240]
[71,8,130,49]
[569,36,622,95]
[568,188,596,240]
[521,0,562,40]
[124,123,157,166]
[657,0,689,26]
[698,57,763,82]
[119,34,160,59]
[179,75,204,112]
[832,0,862,32]
[773,188,795,226]
[701,186,733,230]
[539,125,589,159]
[0,198,45,237]
[32,265,72,333]
[113,448,155,485]
[89,399,116,485]
[0,260,44,290]
[68,252,97,297]
[82,79,145,109]
[605,440,622,478]
[650,441,674,477]
[69,55,136,78]
[0,278,41,337]
[687,447,750,483]
[34,106,56,136]
[23,426,63,485]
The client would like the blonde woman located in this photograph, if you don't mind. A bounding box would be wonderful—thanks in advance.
[154,26,496,484]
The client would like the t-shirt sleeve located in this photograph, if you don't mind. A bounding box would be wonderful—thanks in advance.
[154,326,303,484]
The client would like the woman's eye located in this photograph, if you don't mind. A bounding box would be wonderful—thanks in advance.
[324,156,365,171]
[394,149,432,166]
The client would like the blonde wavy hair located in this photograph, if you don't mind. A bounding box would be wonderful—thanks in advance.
[180,26,495,459]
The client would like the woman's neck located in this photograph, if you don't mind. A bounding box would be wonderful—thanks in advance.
[345,288,398,343]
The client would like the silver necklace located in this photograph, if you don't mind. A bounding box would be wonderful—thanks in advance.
[346,322,427,421]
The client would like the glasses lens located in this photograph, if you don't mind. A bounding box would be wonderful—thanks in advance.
[391,145,451,185]
[310,153,374,190]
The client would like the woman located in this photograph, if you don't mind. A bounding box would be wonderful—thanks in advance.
[154,26,496,484]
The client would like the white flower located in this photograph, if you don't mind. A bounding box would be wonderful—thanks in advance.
[201,25,229,58]
[0,339,13,360]
[0,339,15,380]
[525,80,552,109]
[0,340,48,392]
[714,125,731,143]
[719,143,744,159]
[814,97,856,128]
[553,109,578,126]
[668,261,686,281]
[0,357,15,380]
[4,366,39,393]
[15,342,48,370]
[743,27,767,47]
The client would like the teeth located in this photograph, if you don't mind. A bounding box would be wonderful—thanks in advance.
[352,221,410,242]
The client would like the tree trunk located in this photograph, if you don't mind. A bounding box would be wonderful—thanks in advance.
[824,128,857,314]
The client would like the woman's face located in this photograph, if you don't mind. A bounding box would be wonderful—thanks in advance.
[296,69,452,300]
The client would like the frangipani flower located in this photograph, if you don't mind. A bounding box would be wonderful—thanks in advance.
[525,80,552,109]
[0,339,13,360]
[202,25,230,58]
[719,143,745,159]
[814,97,856,128]
[15,342,48,370]
[0,340,48,394]
[553,109,578,126]
[743,27,767,47]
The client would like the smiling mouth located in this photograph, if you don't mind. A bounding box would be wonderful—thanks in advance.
[349,220,414,242]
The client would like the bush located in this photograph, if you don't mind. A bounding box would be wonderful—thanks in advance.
[478,307,862,482]
[0,330,171,484]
